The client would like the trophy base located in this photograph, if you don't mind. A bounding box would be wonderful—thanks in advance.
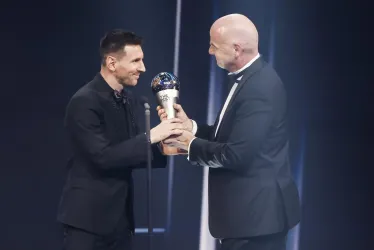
[159,142,188,155]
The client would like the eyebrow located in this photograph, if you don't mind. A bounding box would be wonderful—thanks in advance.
[132,56,143,62]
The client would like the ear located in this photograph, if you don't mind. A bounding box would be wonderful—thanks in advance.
[233,44,241,58]
[106,56,117,72]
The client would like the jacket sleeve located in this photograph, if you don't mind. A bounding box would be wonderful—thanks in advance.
[189,82,276,169]
[195,123,214,140]
[131,144,167,169]
[65,93,155,170]
[151,144,167,168]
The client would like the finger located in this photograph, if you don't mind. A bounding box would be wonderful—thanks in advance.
[156,106,162,111]
[170,129,184,135]
[169,123,185,131]
[166,118,183,123]
[165,129,183,139]
[163,138,177,144]
[170,122,188,130]
[177,148,188,154]
[158,109,165,116]
[173,103,183,111]
[165,143,178,148]
[160,113,167,121]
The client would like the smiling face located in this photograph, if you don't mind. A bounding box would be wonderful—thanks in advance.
[208,14,260,72]
[100,30,145,87]
[111,45,146,87]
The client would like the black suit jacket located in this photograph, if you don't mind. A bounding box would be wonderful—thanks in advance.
[189,57,301,239]
[57,73,167,235]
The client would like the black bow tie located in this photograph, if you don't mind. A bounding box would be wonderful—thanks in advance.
[227,70,245,89]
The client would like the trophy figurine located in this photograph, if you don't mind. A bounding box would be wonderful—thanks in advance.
[151,72,186,155]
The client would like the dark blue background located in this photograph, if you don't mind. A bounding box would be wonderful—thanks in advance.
[0,0,371,250]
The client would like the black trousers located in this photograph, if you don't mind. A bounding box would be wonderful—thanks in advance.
[218,231,288,250]
[62,217,133,250]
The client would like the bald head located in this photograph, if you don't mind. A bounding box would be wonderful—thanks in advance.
[209,14,259,72]
[211,14,258,52]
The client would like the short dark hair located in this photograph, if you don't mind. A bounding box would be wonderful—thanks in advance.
[99,29,143,66]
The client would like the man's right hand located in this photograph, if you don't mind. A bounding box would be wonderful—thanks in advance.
[156,104,193,132]
[150,118,184,144]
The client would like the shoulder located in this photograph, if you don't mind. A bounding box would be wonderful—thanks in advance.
[242,63,285,99]
[66,83,101,115]
[233,64,287,110]
[248,63,282,87]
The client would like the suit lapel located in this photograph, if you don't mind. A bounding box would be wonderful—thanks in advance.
[214,57,266,139]
[91,73,133,141]
[211,102,226,139]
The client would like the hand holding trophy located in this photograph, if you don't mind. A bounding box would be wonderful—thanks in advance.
[151,72,188,155]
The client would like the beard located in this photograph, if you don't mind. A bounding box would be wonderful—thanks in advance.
[115,74,131,87]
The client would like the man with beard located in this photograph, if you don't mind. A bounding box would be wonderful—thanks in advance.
[57,29,184,250]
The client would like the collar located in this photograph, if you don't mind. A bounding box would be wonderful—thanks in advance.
[93,72,131,94]
[91,73,133,103]
[93,72,116,93]
[228,53,261,79]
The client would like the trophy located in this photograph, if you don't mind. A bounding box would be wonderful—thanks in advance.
[151,72,186,155]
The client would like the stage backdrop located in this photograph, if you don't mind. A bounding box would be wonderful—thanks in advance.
[0,0,372,250]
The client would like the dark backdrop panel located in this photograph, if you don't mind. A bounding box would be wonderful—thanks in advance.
[166,0,212,250]
[1,1,372,250]
[277,1,372,250]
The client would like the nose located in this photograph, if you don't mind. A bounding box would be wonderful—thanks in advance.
[139,61,146,72]
[208,47,214,55]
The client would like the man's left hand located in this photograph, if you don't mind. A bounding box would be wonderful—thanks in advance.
[163,130,196,151]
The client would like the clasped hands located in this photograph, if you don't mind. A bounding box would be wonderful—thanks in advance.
[156,103,196,154]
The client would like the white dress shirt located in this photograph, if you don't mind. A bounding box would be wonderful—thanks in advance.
[188,54,260,159]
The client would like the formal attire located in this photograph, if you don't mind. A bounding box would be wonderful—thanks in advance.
[57,73,167,250]
[189,55,301,250]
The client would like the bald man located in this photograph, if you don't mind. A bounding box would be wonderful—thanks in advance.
[158,14,301,250]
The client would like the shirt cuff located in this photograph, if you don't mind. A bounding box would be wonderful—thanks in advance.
[191,119,198,135]
[187,137,197,161]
